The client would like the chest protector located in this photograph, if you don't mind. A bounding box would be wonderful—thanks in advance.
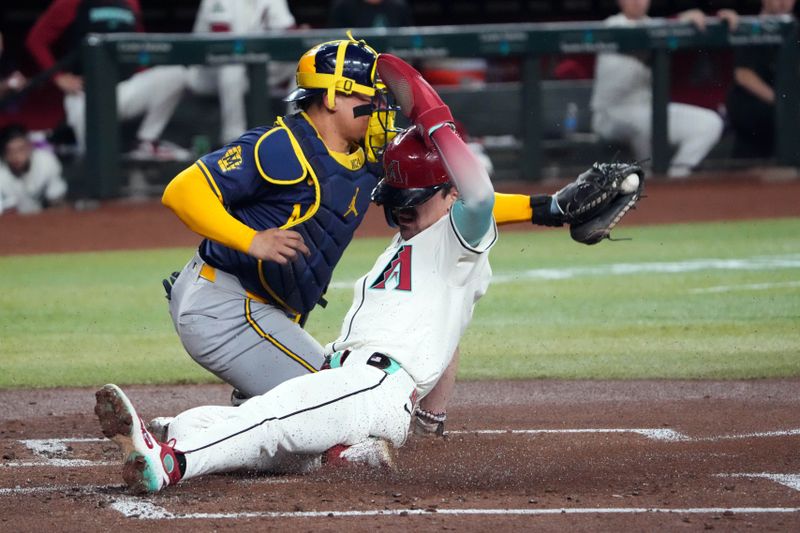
[246,114,379,317]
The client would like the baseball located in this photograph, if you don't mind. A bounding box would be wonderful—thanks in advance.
[620,173,640,194]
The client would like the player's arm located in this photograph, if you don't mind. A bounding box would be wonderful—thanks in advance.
[162,164,309,264]
[163,164,257,252]
[431,125,494,246]
[733,67,774,104]
[25,0,77,71]
[492,191,571,227]
[414,347,458,437]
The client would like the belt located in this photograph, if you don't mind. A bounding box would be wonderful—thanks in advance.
[322,350,402,375]
[199,263,269,305]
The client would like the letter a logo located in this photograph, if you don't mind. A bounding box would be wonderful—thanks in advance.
[370,245,412,291]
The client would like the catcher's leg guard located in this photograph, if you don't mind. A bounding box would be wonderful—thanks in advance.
[376,54,454,146]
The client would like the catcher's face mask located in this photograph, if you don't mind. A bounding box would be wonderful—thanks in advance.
[364,80,402,162]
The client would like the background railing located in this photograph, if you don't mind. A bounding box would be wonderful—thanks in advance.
[82,16,799,198]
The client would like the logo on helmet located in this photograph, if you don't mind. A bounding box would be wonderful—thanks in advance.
[385,159,405,186]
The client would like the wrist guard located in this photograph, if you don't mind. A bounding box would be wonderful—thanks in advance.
[530,194,564,227]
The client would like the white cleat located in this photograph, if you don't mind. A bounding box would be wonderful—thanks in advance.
[94,384,182,493]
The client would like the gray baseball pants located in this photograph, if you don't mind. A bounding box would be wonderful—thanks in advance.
[168,253,325,397]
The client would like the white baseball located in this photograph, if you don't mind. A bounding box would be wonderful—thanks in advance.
[620,173,640,194]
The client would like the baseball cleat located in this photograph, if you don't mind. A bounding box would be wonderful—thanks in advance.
[376,54,454,144]
[94,384,182,493]
[324,437,395,470]
[230,388,251,407]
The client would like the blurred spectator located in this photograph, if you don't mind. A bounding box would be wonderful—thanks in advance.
[188,0,299,145]
[590,0,737,178]
[0,124,66,215]
[0,33,27,100]
[726,0,796,159]
[328,0,413,28]
[25,0,190,160]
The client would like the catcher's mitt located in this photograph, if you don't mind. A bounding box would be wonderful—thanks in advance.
[551,162,644,245]
[529,162,644,235]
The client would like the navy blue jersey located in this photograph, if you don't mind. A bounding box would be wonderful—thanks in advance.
[196,112,380,317]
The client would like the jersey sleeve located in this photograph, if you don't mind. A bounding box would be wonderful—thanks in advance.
[195,128,302,207]
[435,211,497,287]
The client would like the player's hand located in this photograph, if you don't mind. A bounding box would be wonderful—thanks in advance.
[678,9,708,31]
[717,9,739,31]
[54,73,84,94]
[248,228,310,264]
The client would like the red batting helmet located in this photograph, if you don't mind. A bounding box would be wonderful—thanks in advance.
[371,125,451,211]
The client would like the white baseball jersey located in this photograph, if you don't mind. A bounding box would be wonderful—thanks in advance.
[192,0,295,34]
[0,148,65,215]
[590,14,656,113]
[168,208,496,480]
[328,210,497,397]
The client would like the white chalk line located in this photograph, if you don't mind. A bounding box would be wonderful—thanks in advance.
[5,428,800,468]
[4,459,115,468]
[447,427,800,443]
[692,428,800,442]
[110,498,800,520]
[446,428,687,442]
[327,254,800,289]
[21,437,104,455]
[0,483,122,495]
[3,437,111,468]
[721,474,800,492]
[689,281,800,294]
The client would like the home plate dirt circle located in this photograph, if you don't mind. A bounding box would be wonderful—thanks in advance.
[1,380,798,530]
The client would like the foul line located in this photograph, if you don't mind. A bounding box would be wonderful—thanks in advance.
[446,428,686,442]
[6,428,800,468]
[0,483,122,495]
[110,499,800,520]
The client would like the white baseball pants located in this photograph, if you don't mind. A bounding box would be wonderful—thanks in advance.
[64,65,187,150]
[592,102,723,177]
[167,348,417,479]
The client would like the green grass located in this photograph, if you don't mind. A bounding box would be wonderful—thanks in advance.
[1,218,799,388]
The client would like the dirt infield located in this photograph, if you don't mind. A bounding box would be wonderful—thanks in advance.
[1,381,799,530]
[1,170,799,255]
[1,171,799,529]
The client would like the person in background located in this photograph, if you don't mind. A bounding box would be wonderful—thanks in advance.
[726,0,796,159]
[0,33,27,100]
[25,0,190,160]
[0,124,67,215]
[590,0,738,178]
[188,0,300,145]
[328,0,413,29]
